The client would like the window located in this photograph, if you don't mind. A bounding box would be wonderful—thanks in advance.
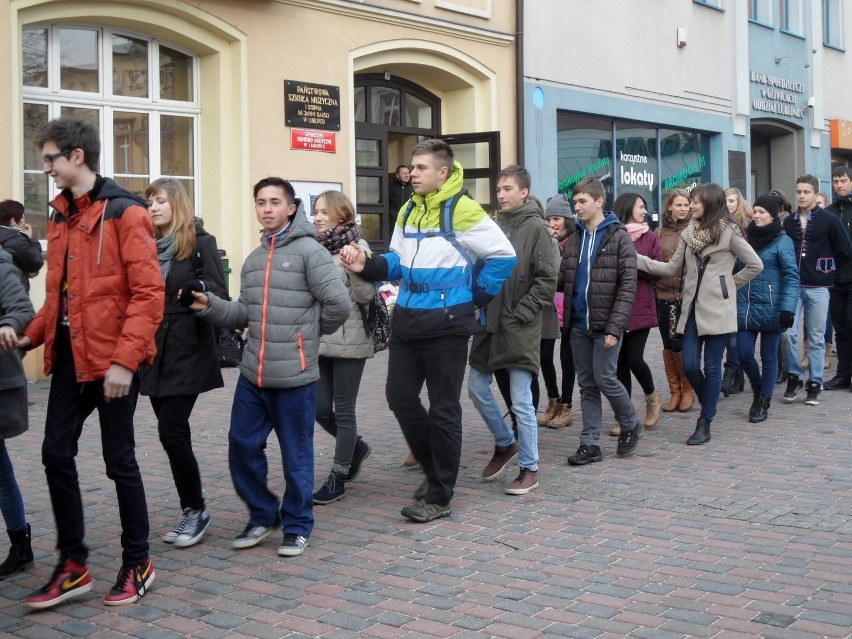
[693,0,724,10]
[22,25,199,238]
[749,0,774,24]
[825,0,844,47]
[779,0,804,33]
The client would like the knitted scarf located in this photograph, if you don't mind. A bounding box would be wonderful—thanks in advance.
[318,224,360,255]
[156,233,177,281]
[746,219,782,252]
[625,222,649,242]
[682,218,727,254]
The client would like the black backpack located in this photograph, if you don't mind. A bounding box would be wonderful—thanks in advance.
[358,287,391,352]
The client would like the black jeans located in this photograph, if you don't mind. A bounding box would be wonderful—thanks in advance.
[617,328,656,397]
[539,339,559,399]
[559,334,576,405]
[43,329,149,566]
[150,394,204,511]
[830,281,852,378]
[386,335,468,506]
[315,356,367,475]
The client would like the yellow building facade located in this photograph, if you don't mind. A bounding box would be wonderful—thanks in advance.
[3,0,518,378]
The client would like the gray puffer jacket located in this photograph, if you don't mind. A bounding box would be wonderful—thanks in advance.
[0,249,35,439]
[319,239,376,360]
[200,203,350,388]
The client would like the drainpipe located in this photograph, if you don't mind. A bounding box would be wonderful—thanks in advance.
[515,0,525,165]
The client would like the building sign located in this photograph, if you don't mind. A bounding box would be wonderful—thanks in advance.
[290,128,336,153]
[619,150,655,191]
[830,120,852,151]
[750,71,806,120]
[284,80,340,131]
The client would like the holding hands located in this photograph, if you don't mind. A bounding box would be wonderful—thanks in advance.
[339,244,366,272]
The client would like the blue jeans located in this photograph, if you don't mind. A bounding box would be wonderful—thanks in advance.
[681,313,728,422]
[737,330,782,398]
[229,375,316,537]
[315,356,367,475]
[0,440,26,532]
[468,367,538,471]
[724,333,740,371]
[781,287,830,386]
[570,328,637,446]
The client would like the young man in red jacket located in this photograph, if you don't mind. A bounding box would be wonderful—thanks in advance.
[19,117,164,609]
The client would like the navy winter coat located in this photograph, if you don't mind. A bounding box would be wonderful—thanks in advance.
[736,233,800,333]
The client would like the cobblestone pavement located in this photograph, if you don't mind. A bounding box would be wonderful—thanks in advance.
[1,334,851,638]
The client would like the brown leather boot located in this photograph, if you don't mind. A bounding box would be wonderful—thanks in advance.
[674,352,694,412]
[661,349,681,412]
[536,397,560,426]
[644,391,661,428]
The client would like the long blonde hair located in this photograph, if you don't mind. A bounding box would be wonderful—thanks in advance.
[724,187,751,230]
[145,178,197,261]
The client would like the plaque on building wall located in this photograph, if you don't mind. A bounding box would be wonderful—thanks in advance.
[749,71,806,120]
[284,80,341,131]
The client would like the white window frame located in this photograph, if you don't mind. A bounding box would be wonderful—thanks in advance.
[22,24,201,215]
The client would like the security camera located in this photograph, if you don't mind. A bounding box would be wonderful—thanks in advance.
[807,97,815,108]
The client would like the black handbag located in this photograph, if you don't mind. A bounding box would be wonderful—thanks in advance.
[669,252,687,353]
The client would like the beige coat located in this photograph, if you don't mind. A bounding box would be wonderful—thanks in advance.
[637,223,762,336]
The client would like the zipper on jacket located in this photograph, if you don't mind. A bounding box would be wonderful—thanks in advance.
[768,284,774,307]
[297,331,306,372]
[582,227,596,329]
[745,281,752,331]
[257,244,274,386]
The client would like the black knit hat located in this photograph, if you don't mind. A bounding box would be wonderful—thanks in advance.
[544,194,575,219]
[753,194,781,219]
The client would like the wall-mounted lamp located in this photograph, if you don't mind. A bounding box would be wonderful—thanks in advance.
[676,27,687,48]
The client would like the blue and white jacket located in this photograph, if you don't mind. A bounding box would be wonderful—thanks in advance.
[362,162,516,339]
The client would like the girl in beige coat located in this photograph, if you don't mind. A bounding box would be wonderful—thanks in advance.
[637,183,762,446]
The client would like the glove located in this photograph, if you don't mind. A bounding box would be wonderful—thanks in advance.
[472,286,494,309]
[178,280,207,306]
[779,310,795,330]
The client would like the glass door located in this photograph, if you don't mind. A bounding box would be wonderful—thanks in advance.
[437,132,501,213]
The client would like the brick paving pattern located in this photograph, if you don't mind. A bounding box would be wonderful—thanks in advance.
[1,333,851,638]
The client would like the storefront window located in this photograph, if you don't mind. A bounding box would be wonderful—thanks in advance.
[557,112,712,220]
[21,25,199,237]
[616,123,659,218]
[556,113,613,205]
[659,129,710,194]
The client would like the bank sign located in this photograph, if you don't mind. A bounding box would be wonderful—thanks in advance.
[750,71,806,121]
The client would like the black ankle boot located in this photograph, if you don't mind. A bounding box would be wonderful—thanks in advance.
[687,417,711,445]
[0,523,34,579]
[749,396,770,423]
[721,367,736,397]
[731,369,745,394]
[748,390,761,420]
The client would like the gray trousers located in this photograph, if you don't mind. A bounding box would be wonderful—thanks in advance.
[570,328,638,446]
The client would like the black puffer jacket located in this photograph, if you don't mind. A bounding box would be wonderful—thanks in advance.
[139,225,228,398]
[560,219,637,338]
[0,226,43,292]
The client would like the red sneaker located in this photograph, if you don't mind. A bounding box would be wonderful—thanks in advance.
[25,558,92,610]
[103,558,155,606]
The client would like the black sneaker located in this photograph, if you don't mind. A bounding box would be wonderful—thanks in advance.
[783,374,803,402]
[313,472,346,505]
[823,375,851,390]
[804,381,821,406]
[173,508,211,548]
[567,445,603,466]
[346,439,372,481]
[616,425,641,456]
[277,533,308,557]
[400,500,451,523]
[231,520,281,549]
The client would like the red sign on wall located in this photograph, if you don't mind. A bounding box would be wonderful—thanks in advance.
[291,128,336,153]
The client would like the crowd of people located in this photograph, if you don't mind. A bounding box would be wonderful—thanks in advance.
[1,115,851,612]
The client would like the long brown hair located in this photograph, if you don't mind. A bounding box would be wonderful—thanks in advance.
[314,190,357,226]
[145,178,197,261]
[724,187,750,229]
[691,183,731,244]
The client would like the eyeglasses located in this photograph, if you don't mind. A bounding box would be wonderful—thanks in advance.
[42,149,74,168]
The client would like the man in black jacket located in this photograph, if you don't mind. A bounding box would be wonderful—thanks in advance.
[388,164,413,213]
[824,166,852,390]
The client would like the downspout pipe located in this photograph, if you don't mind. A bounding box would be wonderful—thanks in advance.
[515,0,524,165]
